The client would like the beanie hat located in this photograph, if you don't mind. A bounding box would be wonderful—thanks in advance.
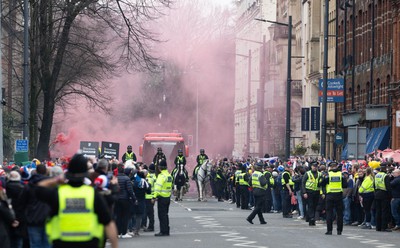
[94,175,108,191]
[149,163,155,171]
[8,171,21,181]
[67,154,88,175]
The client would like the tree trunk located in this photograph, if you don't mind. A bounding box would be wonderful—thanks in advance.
[36,90,55,160]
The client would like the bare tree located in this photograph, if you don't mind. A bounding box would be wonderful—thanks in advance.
[25,0,171,160]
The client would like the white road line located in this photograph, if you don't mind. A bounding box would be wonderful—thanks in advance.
[343,234,396,248]
[221,232,268,248]
[194,216,224,227]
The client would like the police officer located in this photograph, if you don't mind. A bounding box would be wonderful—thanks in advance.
[122,145,137,163]
[173,149,188,181]
[322,161,347,235]
[246,163,268,225]
[192,149,209,180]
[263,164,275,213]
[234,163,243,208]
[238,164,250,210]
[153,148,166,176]
[214,163,226,202]
[281,163,294,218]
[374,163,392,232]
[37,154,118,248]
[153,160,172,237]
[302,162,321,226]
[143,164,157,232]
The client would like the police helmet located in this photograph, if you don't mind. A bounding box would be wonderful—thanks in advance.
[127,145,132,149]
[157,147,162,152]
[178,149,183,154]
[200,149,205,154]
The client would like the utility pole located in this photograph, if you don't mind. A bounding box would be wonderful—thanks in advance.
[259,35,266,157]
[285,16,292,161]
[23,0,29,140]
[321,0,329,157]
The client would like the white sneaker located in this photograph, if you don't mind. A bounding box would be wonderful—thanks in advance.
[292,210,298,215]
[297,216,304,220]
[120,234,132,239]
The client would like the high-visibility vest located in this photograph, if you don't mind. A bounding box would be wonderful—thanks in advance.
[305,171,321,191]
[235,170,241,184]
[238,172,249,186]
[125,152,134,161]
[198,155,207,165]
[252,171,267,190]
[374,172,387,191]
[326,171,343,193]
[145,173,157,199]
[281,171,294,186]
[359,175,374,194]
[263,171,275,186]
[154,169,173,198]
[46,185,103,243]
[176,156,184,164]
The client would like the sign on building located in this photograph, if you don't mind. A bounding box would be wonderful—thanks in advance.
[347,126,366,160]
[318,78,344,103]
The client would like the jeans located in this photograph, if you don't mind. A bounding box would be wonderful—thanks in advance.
[342,196,351,224]
[391,198,400,226]
[296,190,304,217]
[27,226,50,248]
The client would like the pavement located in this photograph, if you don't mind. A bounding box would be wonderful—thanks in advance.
[114,196,399,248]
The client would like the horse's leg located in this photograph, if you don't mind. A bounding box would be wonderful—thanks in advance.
[203,182,207,202]
[179,186,183,201]
[196,180,201,201]
[198,179,203,201]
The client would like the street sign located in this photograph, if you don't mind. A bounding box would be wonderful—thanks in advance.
[80,141,99,158]
[15,139,29,152]
[366,107,387,121]
[301,108,310,131]
[335,133,344,145]
[101,141,120,159]
[311,106,320,131]
[318,78,344,103]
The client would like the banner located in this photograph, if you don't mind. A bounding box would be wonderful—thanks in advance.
[80,141,99,158]
[301,108,310,131]
[318,78,344,103]
[311,106,320,131]
[101,141,120,159]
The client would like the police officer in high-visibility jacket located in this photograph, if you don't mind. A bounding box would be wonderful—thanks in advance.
[238,165,250,210]
[36,153,118,248]
[234,164,243,208]
[374,163,392,232]
[143,163,157,232]
[122,145,137,163]
[301,162,321,226]
[246,163,268,225]
[321,162,347,235]
[281,163,294,218]
[153,160,173,237]
[263,164,275,213]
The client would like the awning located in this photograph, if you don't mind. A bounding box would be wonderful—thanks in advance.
[366,126,390,154]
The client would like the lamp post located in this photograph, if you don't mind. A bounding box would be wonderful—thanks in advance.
[321,0,329,157]
[255,16,292,160]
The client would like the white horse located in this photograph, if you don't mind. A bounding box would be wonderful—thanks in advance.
[195,160,212,202]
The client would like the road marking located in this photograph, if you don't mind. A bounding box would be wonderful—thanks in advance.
[343,234,396,248]
[221,232,268,248]
[193,216,224,227]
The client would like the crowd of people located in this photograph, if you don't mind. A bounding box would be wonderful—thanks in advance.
[0,145,175,248]
[205,155,400,235]
[1,148,399,248]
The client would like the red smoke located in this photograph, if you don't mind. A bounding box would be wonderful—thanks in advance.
[51,0,235,164]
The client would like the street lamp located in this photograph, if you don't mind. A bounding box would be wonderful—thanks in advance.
[255,16,292,160]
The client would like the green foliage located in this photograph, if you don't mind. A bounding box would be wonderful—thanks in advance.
[311,142,320,152]
[293,144,307,155]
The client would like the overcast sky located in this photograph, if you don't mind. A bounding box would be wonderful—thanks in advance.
[213,0,234,7]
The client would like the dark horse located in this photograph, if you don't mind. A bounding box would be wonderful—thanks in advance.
[172,163,188,201]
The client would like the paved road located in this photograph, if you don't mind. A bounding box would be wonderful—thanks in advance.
[115,197,399,248]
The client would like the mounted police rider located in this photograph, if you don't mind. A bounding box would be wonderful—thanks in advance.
[153,147,167,176]
[122,145,137,163]
[192,149,209,181]
[172,149,189,182]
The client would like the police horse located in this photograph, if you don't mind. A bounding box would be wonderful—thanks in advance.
[172,163,188,201]
[194,160,212,202]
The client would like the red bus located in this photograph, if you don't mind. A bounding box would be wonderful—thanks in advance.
[139,133,189,166]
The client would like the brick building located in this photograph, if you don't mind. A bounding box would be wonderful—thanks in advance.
[391,0,400,150]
